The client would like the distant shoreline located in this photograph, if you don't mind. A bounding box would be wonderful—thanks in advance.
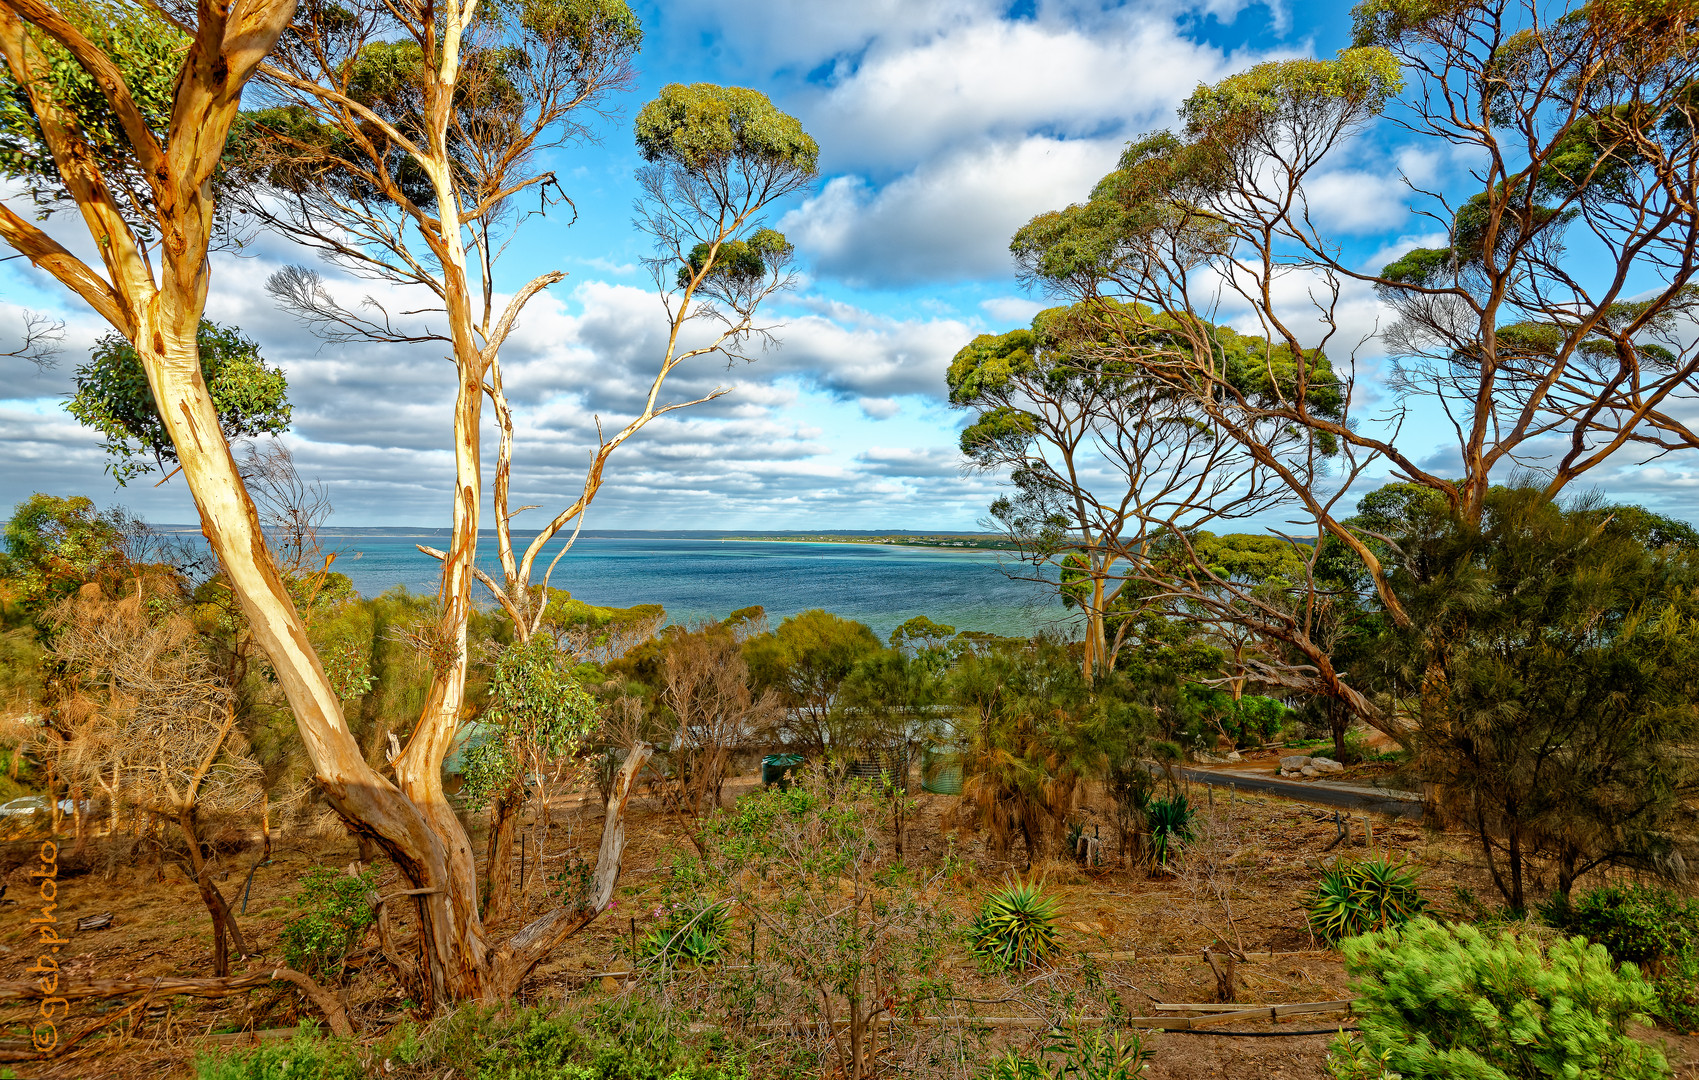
[719,535,1015,550]
[141,525,1015,551]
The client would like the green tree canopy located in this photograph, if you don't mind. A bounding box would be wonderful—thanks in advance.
[635,83,818,173]
[0,0,184,226]
[744,609,881,755]
[66,321,291,484]
[1,494,130,614]
[1379,485,1699,906]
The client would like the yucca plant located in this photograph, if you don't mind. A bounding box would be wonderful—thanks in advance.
[1145,794,1194,869]
[966,878,1061,972]
[1306,858,1425,944]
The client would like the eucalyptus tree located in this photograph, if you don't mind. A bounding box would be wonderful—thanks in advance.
[1004,1,1698,741]
[0,0,331,896]
[232,11,818,1005]
[2,0,659,1005]
[471,83,817,644]
[745,609,882,757]
[1013,1,1699,623]
[237,45,815,992]
[949,300,1295,680]
[67,320,291,484]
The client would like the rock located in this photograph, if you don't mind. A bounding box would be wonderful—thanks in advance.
[1280,755,1313,770]
[1225,751,1242,762]
[1301,766,1319,777]
[1315,760,1346,774]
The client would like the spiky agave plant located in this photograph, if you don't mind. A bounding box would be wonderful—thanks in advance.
[1146,794,1194,869]
[966,878,1061,972]
[1306,858,1425,943]
[637,900,730,969]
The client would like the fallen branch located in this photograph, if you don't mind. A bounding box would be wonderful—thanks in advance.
[0,968,353,1037]
[1133,1000,1356,1029]
[680,1000,1359,1035]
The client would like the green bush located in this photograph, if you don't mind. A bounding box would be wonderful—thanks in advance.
[1541,884,1699,972]
[1327,917,1667,1080]
[470,999,747,1080]
[1145,795,1193,869]
[278,867,377,985]
[975,1025,1151,1079]
[199,1003,749,1080]
[195,1023,364,1080]
[1306,858,1424,944]
[966,879,1060,972]
[1541,883,1699,1031]
[637,900,730,970]
[1654,954,1699,1034]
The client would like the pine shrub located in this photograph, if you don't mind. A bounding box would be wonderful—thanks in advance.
[1327,918,1667,1080]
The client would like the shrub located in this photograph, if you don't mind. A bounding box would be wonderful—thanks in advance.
[699,771,951,1078]
[1327,917,1667,1080]
[637,899,730,970]
[980,1053,1049,1080]
[278,867,377,985]
[462,997,750,1080]
[1306,858,1424,944]
[1540,884,1699,973]
[1541,883,1699,1031]
[974,1025,1151,1079]
[1145,795,1193,869]
[1655,954,1699,1034]
[966,878,1061,973]
[195,1022,365,1080]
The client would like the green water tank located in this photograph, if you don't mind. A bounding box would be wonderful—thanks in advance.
[921,748,963,795]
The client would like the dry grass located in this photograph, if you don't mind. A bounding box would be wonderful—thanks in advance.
[0,774,1691,1079]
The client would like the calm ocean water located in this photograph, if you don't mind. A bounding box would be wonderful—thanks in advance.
[263,531,1063,641]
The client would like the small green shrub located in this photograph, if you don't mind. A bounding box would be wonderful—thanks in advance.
[637,900,730,970]
[975,1025,1151,1078]
[1654,953,1699,1033]
[1145,795,1192,869]
[1043,1026,1151,1078]
[195,1022,364,1080]
[966,879,1060,972]
[1327,917,1667,1080]
[980,1052,1049,1080]
[472,998,748,1080]
[1306,858,1425,944]
[278,867,377,985]
[1541,883,1699,1031]
[1540,883,1699,972]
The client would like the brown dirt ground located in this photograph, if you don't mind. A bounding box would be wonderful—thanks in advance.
[0,775,1693,1080]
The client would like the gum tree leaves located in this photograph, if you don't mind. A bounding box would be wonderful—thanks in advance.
[0,0,183,222]
[66,322,291,485]
[635,83,818,173]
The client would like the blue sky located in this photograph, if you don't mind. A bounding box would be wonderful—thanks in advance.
[3,0,1696,532]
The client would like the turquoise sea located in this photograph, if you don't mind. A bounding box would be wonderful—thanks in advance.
[218,530,1065,641]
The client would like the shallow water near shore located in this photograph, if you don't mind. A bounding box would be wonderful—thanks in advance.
[164,528,1066,640]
